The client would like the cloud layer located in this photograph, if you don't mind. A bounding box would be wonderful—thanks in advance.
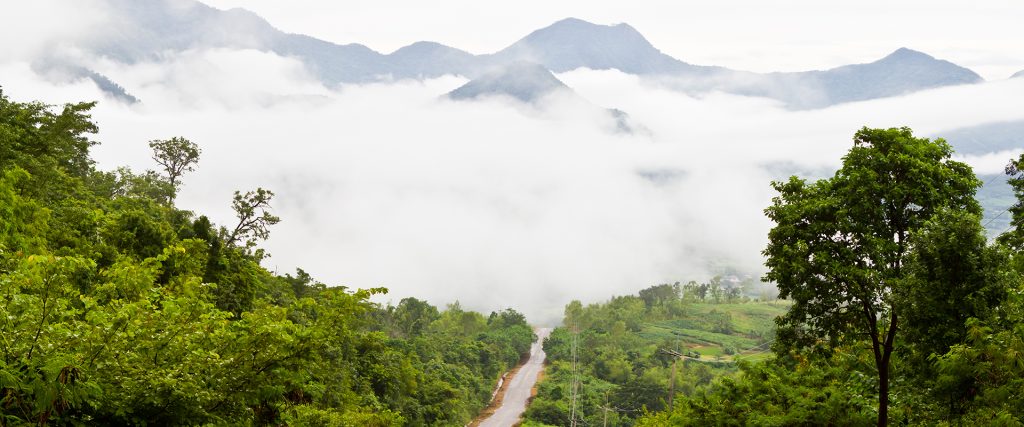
[2,43,1023,324]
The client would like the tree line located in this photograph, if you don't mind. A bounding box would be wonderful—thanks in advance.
[0,89,535,426]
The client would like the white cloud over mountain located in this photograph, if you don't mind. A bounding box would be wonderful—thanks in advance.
[2,1,1022,323]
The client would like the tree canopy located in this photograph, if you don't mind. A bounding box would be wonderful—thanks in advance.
[0,89,537,426]
[763,127,982,425]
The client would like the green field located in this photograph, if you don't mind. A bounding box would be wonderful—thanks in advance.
[639,302,790,362]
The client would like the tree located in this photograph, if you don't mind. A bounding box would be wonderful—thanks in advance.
[226,188,280,249]
[763,127,980,426]
[149,137,200,197]
[900,208,1009,365]
[999,153,1024,252]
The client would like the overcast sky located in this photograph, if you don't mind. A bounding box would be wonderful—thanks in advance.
[202,0,1024,80]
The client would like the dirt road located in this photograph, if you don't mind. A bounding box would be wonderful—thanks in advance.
[478,327,552,427]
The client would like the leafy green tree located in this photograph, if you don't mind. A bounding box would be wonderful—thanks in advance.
[900,208,1010,366]
[226,188,280,251]
[763,127,980,426]
[639,283,680,309]
[149,136,200,197]
[637,355,877,426]
[0,168,49,254]
[932,293,1024,422]
[390,297,441,338]
[999,153,1024,252]
[0,90,97,191]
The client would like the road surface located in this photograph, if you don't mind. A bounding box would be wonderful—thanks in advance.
[479,327,552,427]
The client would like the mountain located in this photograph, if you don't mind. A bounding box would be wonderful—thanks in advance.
[86,0,391,84]
[488,18,720,76]
[712,48,982,109]
[448,62,643,134]
[807,48,982,105]
[46,0,987,109]
[1012,70,1024,79]
[31,59,140,104]
[387,42,478,80]
[448,62,569,102]
[937,120,1024,155]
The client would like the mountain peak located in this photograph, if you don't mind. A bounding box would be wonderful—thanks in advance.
[390,41,468,57]
[448,62,568,103]
[492,17,695,75]
[544,18,637,33]
[527,17,650,47]
[880,47,934,62]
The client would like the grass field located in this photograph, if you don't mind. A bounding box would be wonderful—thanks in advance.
[639,301,790,362]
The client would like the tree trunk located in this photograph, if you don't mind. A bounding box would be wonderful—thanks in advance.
[878,312,898,426]
[878,358,889,427]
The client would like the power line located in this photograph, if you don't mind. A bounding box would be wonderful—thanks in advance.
[980,168,1016,230]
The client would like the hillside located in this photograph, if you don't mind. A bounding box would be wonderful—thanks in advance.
[522,282,788,426]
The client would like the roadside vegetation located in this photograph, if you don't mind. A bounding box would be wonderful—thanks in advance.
[0,90,534,426]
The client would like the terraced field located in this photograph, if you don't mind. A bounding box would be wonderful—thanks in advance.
[639,302,790,362]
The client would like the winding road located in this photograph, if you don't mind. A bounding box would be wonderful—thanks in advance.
[479,327,552,427]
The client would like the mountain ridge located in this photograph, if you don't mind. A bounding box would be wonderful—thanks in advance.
[52,0,986,108]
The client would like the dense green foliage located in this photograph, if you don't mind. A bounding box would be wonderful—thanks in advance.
[637,130,1024,426]
[522,282,787,426]
[0,90,535,426]
[8,88,1024,427]
[763,127,982,425]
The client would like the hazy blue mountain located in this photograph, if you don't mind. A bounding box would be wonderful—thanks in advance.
[87,0,391,83]
[718,48,982,109]
[79,70,141,104]
[448,62,569,102]
[937,120,1024,155]
[31,60,139,104]
[46,0,986,109]
[808,48,982,105]
[488,18,721,76]
[387,42,479,80]
[448,62,643,134]
[1012,70,1024,79]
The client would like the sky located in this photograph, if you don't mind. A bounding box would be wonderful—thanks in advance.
[1,0,1023,323]
[201,0,1024,80]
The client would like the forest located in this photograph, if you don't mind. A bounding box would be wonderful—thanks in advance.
[527,128,1024,426]
[4,86,1024,427]
[0,90,535,426]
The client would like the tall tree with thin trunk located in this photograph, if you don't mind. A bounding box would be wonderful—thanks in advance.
[149,136,200,198]
[763,127,980,426]
[226,188,280,249]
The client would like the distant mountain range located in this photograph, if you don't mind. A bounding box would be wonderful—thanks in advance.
[40,0,987,109]
[938,120,1024,156]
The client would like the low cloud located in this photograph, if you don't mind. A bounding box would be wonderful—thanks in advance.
[2,47,1022,324]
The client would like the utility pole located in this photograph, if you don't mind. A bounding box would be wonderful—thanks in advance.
[669,355,677,412]
[659,348,695,412]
